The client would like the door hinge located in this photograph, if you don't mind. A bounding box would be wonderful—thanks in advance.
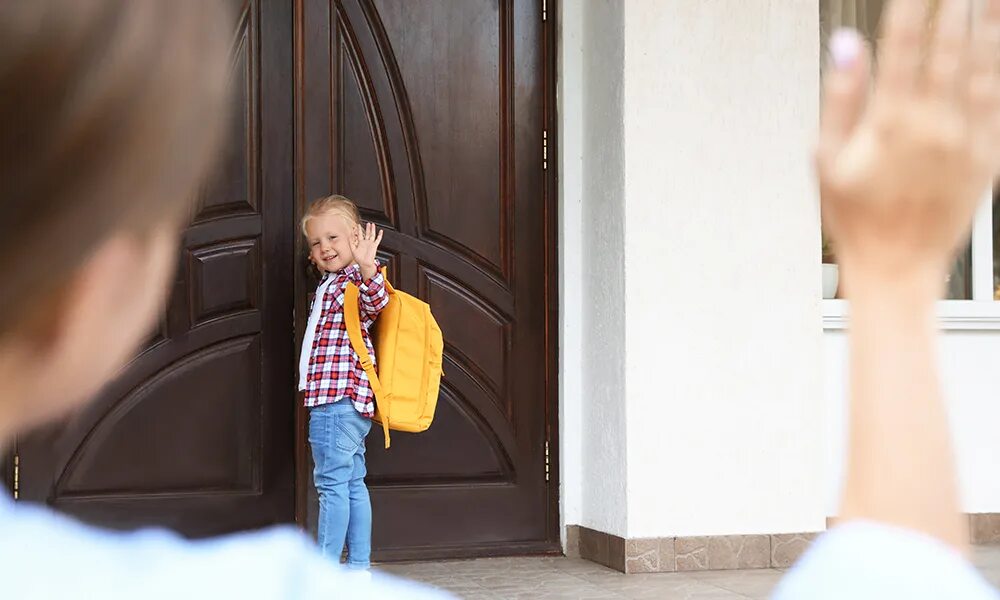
[544,440,550,482]
[542,0,547,21]
[13,453,19,500]
[542,129,548,171]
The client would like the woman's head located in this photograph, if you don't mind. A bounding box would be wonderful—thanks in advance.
[0,0,232,436]
[302,195,363,274]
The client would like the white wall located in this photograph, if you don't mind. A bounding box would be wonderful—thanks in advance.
[557,0,584,538]
[560,0,826,542]
[824,328,1000,515]
[559,1,1000,545]
[620,0,825,538]
[560,0,627,536]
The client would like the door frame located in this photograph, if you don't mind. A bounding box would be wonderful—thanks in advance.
[290,0,561,559]
[541,0,561,558]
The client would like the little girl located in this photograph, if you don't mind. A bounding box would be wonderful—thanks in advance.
[298,195,388,570]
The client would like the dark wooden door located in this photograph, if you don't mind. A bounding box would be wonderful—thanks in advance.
[296,0,559,560]
[14,0,297,537]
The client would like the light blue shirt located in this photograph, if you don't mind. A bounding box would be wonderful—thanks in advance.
[0,494,451,599]
[774,521,999,599]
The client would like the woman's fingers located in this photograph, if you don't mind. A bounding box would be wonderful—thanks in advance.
[819,29,871,162]
[925,0,971,100]
[970,1,1000,141]
[878,0,930,96]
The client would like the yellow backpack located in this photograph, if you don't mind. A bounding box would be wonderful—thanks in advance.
[343,270,442,448]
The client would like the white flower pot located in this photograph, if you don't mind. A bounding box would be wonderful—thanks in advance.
[822,263,839,299]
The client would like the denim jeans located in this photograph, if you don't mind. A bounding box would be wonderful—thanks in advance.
[308,400,372,568]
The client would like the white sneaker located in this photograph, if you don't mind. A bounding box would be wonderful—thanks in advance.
[343,567,373,585]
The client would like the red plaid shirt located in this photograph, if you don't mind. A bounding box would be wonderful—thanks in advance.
[301,264,389,416]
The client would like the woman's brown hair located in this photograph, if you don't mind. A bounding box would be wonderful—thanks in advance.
[0,0,232,335]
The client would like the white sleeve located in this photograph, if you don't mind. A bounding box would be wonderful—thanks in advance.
[773,521,998,600]
[1,498,454,600]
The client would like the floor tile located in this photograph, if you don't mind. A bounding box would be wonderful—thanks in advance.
[376,544,1000,599]
[687,568,785,599]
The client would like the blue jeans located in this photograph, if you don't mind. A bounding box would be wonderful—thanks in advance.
[308,401,372,568]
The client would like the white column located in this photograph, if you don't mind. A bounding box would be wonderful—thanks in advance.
[557,0,585,541]
[579,0,629,537]
[620,0,826,538]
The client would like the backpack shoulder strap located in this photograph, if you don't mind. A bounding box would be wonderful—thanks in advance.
[344,282,390,448]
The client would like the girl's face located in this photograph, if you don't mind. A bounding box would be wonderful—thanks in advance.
[306,212,358,274]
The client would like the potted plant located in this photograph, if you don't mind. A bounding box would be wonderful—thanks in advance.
[822,233,839,299]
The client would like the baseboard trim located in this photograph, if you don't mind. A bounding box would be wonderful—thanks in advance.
[569,525,816,574]
[569,513,1000,574]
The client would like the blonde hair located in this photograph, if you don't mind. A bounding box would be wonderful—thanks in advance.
[301,194,361,235]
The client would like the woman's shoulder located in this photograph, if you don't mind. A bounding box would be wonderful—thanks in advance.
[0,498,449,599]
[773,521,998,600]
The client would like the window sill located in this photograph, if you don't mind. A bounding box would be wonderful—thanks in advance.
[822,299,1000,331]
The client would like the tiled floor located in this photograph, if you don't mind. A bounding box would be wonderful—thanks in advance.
[378,545,1000,599]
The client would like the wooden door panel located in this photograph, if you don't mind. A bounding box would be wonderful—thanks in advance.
[371,0,508,278]
[297,0,557,559]
[56,336,261,497]
[15,0,296,538]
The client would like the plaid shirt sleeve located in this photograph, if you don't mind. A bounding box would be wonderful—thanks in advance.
[357,270,389,323]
